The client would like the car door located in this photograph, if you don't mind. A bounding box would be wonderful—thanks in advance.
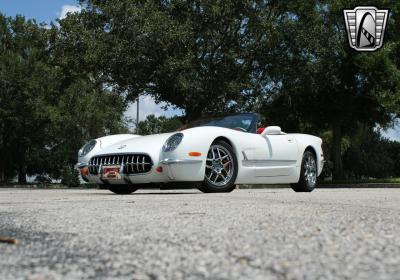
[254,134,298,177]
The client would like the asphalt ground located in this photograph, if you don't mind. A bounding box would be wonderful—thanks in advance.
[1,188,400,280]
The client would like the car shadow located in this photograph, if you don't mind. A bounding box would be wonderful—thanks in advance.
[86,191,202,195]
[133,192,201,195]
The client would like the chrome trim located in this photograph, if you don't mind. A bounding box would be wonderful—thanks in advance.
[89,153,153,175]
[242,159,297,163]
[162,133,184,152]
[241,159,297,168]
[119,161,125,174]
[160,158,202,165]
[77,162,87,168]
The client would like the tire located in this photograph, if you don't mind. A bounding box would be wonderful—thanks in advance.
[291,150,317,192]
[198,140,238,193]
[108,185,138,195]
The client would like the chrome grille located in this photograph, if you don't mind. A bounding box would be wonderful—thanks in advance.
[88,154,153,175]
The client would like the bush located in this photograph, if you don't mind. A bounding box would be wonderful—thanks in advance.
[343,129,400,179]
[61,166,80,188]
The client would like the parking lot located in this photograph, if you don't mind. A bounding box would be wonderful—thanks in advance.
[1,188,400,279]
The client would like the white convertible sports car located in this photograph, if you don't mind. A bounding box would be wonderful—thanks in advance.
[77,113,324,194]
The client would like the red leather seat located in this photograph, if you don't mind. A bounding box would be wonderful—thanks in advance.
[257,127,265,134]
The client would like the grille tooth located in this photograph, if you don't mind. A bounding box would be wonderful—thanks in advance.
[128,155,135,173]
[137,156,140,172]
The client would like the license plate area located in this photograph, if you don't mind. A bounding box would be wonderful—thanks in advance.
[102,165,121,180]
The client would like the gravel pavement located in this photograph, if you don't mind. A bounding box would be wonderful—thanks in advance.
[1,188,400,280]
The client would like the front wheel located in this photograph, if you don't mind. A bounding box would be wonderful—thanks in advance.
[108,185,138,195]
[291,150,317,192]
[198,140,238,193]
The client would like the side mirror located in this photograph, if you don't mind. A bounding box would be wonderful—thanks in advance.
[263,126,282,135]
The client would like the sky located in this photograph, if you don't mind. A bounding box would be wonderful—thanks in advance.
[0,1,399,141]
[0,0,79,23]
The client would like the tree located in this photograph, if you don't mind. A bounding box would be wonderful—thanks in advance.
[70,0,290,120]
[0,14,129,183]
[343,128,400,178]
[137,114,182,135]
[256,0,400,179]
[0,14,55,182]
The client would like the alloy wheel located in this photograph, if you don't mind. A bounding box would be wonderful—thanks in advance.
[304,153,317,187]
[205,144,234,187]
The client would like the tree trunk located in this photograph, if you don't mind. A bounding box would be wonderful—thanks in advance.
[18,168,27,184]
[0,123,3,183]
[332,121,344,180]
[18,149,27,184]
[0,160,4,183]
[185,106,203,122]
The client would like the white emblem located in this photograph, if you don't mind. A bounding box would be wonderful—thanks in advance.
[343,6,389,51]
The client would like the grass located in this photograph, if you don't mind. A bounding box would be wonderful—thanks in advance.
[320,177,400,184]
[0,183,99,189]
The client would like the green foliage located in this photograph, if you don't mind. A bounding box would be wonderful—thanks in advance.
[0,14,54,182]
[138,114,182,135]
[74,0,285,119]
[320,177,400,184]
[0,14,128,183]
[61,166,80,188]
[343,128,400,178]
[257,0,400,179]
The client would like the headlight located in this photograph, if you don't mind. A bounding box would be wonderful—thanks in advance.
[162,133,184,152]
[78,139,97,157]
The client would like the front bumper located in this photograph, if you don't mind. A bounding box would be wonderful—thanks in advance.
[318,153,325,176]
[80,157,204,185]
[159,158,203,181]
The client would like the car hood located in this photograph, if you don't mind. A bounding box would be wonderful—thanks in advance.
[92,132,176,157]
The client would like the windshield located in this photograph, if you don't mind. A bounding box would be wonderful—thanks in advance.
[180,113,258,133]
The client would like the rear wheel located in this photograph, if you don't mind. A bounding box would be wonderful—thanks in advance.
[198,140,238,193]
[291,150,317,192]
[108,185,138,195]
